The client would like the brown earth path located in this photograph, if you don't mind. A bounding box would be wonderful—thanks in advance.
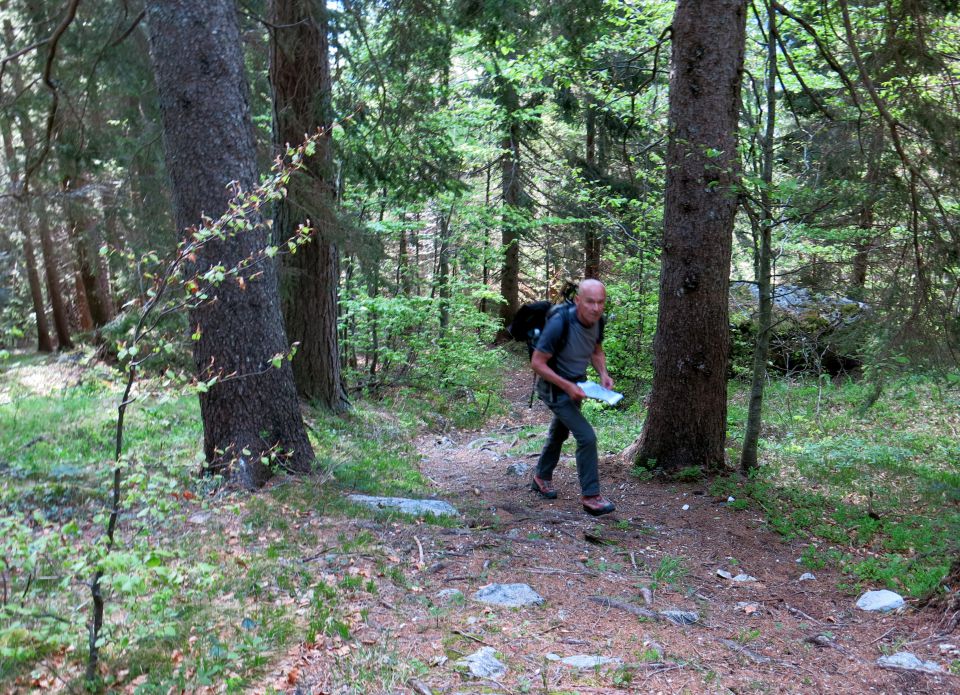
[283,358,958,695]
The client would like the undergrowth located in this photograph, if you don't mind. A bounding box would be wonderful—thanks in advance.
[0,351,484,692]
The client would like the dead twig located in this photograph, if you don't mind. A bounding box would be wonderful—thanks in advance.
[589,595,657,619]
[452,629,491,646]
[413,535,425,568]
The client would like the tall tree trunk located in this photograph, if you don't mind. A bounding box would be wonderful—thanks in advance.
[1,119,52,352]
[34,202,73,348]
[60,170,114,328]
[498,82,523,327]
[626,0,747,475]
[3,16,72,349]
[146,0,314,488]
[584,101,601,279]
[740,0,777,473]
[436,208,452,330]
[269,0,349,411]
[850,129,884,300]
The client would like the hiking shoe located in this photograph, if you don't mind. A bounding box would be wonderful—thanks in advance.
[582,495,616,516]
[530,475,558,499]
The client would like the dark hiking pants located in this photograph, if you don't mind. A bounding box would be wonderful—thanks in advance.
[535,385,599,496]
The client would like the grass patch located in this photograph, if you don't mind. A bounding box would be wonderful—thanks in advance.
[0,353,468,691]
[726,375,960,598]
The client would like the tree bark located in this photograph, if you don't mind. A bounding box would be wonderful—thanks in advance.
[1,119,52,352]
[740,0,777,473]
[146,0,314,488]
[627,0,747,475]
[269,0,349,412]
[33,202,73,348]
[498,76,523,327]
[60,166,115,329]
[2,16,72,350]
[584,101,601,279]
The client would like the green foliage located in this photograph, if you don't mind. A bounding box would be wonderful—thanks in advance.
[724,375,959,598]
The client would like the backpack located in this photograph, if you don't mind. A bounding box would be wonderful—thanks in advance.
[507,300,605,362]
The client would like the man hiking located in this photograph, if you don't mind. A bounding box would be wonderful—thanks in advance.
[529,279,616,516]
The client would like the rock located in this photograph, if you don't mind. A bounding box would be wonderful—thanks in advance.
[457,647,507,679]
[799,572,816,581]
[436,589,463,603]
[187,511,211,525]
[737,601,761,615]
[732,573,758,582]
[717,569,733,580]
[659,610,699,626]
[681,504,690,511]
[727,496,736,503]
[347,495,459,517]
[560,655,623,670]
[856,589,904,613]
[473,583,544,607]
[876,652,943,673]
[505,461,530,476]
[938,643,959,657]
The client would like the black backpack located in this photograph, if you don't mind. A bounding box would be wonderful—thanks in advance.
[507,300,605,361]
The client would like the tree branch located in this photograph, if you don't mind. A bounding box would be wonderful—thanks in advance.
[21,0,82,196]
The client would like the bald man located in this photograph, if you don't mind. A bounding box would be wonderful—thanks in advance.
[529,279,616,516]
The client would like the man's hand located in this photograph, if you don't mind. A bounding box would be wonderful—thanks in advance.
[567,383,587,402]
[600,374,614,390]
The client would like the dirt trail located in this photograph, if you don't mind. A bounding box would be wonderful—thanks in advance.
[290,362,957,694]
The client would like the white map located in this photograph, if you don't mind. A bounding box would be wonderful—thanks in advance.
[577,381,624,406]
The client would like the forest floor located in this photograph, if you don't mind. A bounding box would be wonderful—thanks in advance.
[262,362,959,695]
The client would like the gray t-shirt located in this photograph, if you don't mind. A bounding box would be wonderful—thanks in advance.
[534,306,600,381]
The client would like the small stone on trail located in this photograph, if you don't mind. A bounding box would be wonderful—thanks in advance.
[737,601,761,615]
[188,512,211,525]
[876,651,943,673]
[559,655,623,669]
[727,496,735,503]
[681,504,690,511]
[457,647,507,679]
[733,573,758,582]
[347,495,459,517]
[717,569,733,580]
[473,583,544,607]
[505,461,531,476]
[799,572,817,581]
[856,589,904,613]
[659,609,699,626]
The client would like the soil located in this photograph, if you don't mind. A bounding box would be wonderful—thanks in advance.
[260,365,960,694]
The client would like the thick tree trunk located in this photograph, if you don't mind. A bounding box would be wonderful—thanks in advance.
[146,0,314,488]
[269,0,349,411]
[627,0,747,475]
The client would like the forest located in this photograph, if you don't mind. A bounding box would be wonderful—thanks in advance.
[0,0,958,692]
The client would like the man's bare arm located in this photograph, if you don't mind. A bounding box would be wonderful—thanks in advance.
[591,344,614,390]
[531,350,586,402]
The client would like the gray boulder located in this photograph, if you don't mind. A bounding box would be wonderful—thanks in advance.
[347,494,459,517]
[473,583,544,607]
[457,647,507,679]
[856,589,904,613]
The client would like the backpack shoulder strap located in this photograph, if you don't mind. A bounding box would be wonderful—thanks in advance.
[554,304,574,357]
